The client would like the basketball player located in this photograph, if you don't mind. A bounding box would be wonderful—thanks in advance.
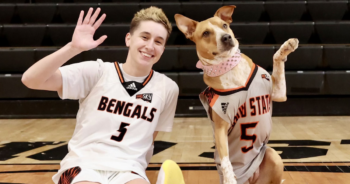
[22,7,182,184]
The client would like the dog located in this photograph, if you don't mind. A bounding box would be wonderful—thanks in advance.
[175,5,298,184]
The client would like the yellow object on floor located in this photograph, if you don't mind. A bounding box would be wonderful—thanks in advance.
[157,160,185,184]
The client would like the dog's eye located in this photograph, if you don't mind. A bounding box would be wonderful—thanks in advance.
[202,31,210,37]
[223,24,227,29]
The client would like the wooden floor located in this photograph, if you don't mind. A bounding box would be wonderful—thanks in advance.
[0,116,350,184]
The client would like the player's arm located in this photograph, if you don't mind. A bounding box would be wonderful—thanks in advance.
[21,8,107,94]
[155,81,179,132]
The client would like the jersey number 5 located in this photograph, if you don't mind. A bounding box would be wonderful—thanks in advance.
[111,122,130,142]
[240,122,258,153]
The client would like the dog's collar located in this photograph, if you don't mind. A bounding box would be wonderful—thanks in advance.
[196,49,241,77]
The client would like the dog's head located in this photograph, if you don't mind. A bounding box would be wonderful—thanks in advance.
[175,5,239,66]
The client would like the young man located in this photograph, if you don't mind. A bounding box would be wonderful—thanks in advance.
[22,7,181,184]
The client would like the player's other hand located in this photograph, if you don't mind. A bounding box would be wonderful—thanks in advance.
[71,8,107,52]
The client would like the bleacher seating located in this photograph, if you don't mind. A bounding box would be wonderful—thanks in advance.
[324,45,350,69]
[223,2,265,22]
[17,4,57,24]
[2,25,46,47]
[1,22,350,47]
[265,1,307,21]
[325,71,350,95]
[286,71,325,95]
[0,0,349,117]
[0,2,349,24]
[58,4,99,23]
[316,22,350,44]
[0,4,15,24]
[307,1,348,21]
[284,45,323,70]
[269,22,314,44]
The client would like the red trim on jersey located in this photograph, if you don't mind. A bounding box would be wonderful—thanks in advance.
[209,94,219,107]
[114,62,124,83]
[114,61,154,87]
[143,70,154,86]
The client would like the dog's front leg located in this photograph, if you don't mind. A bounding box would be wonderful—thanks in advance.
[212,110,237,184]
[271,38,299,102]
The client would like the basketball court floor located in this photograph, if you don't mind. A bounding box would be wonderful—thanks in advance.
[0,116,349,184]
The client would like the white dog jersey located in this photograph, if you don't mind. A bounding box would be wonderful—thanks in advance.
[52,59,179,184]
[199,64,273,184]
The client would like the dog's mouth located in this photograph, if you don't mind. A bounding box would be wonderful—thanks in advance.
[215,50,233,61]
[224,41,235,50]
[217,45,237,58]
[216,38,238,58]
[211,43,235,58]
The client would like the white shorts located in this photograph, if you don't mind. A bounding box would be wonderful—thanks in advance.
[57,166,147,184]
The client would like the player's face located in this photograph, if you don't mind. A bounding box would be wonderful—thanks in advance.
[126,20,167,68]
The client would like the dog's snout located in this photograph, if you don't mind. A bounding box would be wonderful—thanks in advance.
[221,34,232,43]
[220,34,234,50]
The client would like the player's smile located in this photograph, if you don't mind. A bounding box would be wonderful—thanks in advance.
[139,50,155,61]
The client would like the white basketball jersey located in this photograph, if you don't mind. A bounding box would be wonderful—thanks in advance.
[52,60,179,183]
[199,64,273,182]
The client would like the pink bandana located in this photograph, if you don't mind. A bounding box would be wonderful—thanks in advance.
[196,49,241,77]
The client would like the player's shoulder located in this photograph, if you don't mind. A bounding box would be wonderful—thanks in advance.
[95,60,124,75]
[97,59,114,68]
[152,71,179,94]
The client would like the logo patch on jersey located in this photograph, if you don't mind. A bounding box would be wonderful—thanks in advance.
[136,93,153,103]
[221,102,229,114]
[126,82,138,90]
[261,74,270,81]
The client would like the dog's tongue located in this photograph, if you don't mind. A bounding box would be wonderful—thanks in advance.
[196,61,204,69]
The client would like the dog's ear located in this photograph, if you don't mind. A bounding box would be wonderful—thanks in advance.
[174,14,198,40]
[214,5,236,24]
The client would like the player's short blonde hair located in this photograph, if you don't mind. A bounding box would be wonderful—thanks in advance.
[130,6,172,41]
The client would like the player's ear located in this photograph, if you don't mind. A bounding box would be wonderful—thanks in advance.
[125,33,131,47]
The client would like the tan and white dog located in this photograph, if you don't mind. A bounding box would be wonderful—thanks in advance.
[175,5,298,184]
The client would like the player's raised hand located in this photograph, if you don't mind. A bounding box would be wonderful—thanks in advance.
[71,8,107,52]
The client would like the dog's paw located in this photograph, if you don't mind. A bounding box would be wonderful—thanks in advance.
[223,172,237,184]
[274,38,299,62]
[284,38,299,52]
[223,178,237,184]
